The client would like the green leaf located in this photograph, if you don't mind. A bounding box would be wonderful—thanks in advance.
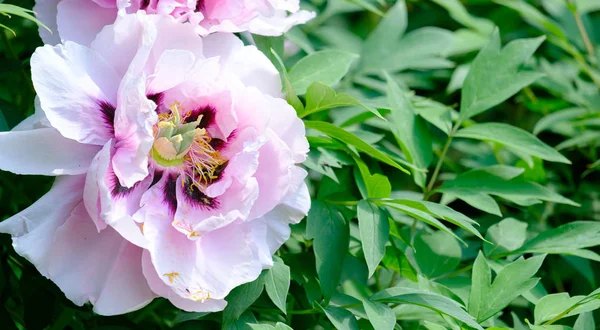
[436,165,579,209]
[468,252,545,322]
[269,49,304,113]
[372,28,455,72]
[446,191,502,216]
[253,35,284,69]
[224,311,258,330]
[360,1,407,72]
[533,107,590,135]
[495,0,567,40]
[306,201,349,302]
[305,120,409,174]
[288,50,358,95]
[172,311,209,324]
[319,304,360,330]
[574,313,594,330]
[353,156,391,199]
[372,288,483,330]
[301,82,384,119]
[383,199,484,241]
[264,256,290,314]
[386,73,433,187]
[534,293,600,324]
[0,4,52,33]
[484,218,528,257]
[414,230,462,278]
[459,30,545,122]
[249,322,293,330]
[382,201,463,243]
[430,0,495,34]
[0,108,8,132]
[284,27,314,54]
[363,300,396,330]
[455,123,570,164]
[223,272,267,324]
[357,201,389,278]
[513,222,600,261]
[381,243,418,281]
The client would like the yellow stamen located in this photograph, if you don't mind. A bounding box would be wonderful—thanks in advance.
[164,272,180,283]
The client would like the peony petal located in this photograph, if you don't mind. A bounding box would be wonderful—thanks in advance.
[262,168,310,254]
[33,0,61,45]
[247,10,316,36]
[0,175,84,275]
[202,33,282,97]
[265,96,309,163]
[147,50,196,94]
[84,140,150,248]
[194,219,265,299]
[0,128,100,175]
[111,14,158,188]
[141,251,227,312]
[175,176,259,236]
[57,0,118,46]
[31,42,121,145]
[249,130,295,219]
[48,202,155,315]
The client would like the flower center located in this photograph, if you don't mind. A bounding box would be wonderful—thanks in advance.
[151,102,227,189]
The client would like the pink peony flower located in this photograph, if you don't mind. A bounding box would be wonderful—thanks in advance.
[0,13,309,315]
[35,0,315,46]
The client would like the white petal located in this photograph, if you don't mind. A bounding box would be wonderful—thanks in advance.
[33,0,61,45]
[0,128,99,175]
[202,33,282,97]
[141,251,227,312]
[0,175,85,275]
[48,202,155,315]
[84,140,150,248]
[57,0,117,46]
[31,42,121,145]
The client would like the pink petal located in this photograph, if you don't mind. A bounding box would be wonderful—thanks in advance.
[202,33,282,97]
[0,128,100,175]
[0,175,84,275]
[112,76,157,188]
[33,0,61,45]
[174,175,259,235]
[141,251,227,312]
[262,168,310,255]
[48,202,155,315]
[31,42,121,145]
[84,140,151,248]
[57,0,117,46]
[249,130,295,219]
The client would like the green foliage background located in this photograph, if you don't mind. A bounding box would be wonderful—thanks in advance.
[2,0,600,329]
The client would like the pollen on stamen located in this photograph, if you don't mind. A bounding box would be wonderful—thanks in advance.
[164,272,180,283]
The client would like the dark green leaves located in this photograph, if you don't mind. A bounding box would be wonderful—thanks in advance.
[305,120,409,173]
[288,50,358,95]
[468,252,545,322]
[357,201,389,277]
[437,166,578,215]
[301,82,383,119]
[455,123,571,164]
[459,30,545,122]
[306,201,349,301]
[264,257,290,314]
[372,288,483,329]
[223,272,267,325]
[513,222,600,261]
[386,74,433,187]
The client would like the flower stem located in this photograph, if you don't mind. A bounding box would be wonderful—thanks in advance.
[425,131,454,197]
[568,0,596,65]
